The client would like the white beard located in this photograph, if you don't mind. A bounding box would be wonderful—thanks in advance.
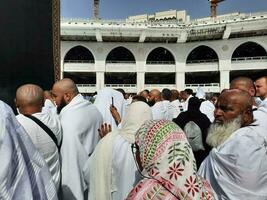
[206,116,242,148]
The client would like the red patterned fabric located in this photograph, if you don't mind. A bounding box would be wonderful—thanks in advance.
[126,120,214,200]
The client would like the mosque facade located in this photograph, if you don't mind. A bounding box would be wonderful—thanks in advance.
[60,10,267,93]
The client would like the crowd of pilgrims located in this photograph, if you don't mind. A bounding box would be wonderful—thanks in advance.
[1,76,267,200]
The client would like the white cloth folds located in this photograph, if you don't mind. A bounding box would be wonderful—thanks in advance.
[60,94,103,200]
[151,101,174,120]
[85,101,152,200]
[196,87,205,99]
[200,100,215,122]
[16,112,62,190]
[259,98,267,109]
[198,125,267,200]
[42,99,57,115]
[253,106,267,130]
[182,95,193,111]
[171,99,182,118]
[94,88,125,130]
[0,101,57,200]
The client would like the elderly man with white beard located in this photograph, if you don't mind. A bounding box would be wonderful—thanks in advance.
[198,89,267,200]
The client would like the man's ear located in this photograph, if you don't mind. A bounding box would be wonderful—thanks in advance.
[14,98,19,108]
[242,108,253,126]
[249,87,256,97]
[63,92,72,104]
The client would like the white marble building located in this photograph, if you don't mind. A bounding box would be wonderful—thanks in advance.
[61,10,267,94]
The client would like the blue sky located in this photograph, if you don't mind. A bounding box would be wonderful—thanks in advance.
[61,0,267,19]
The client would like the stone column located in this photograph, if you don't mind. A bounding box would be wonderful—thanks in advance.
[219,59,231,91]
[136,60,146,93]
[137,72,145,93]
[95,60,106,90]
[175,72,185,91]
[96,72,104,90]
[220,70,230,91]
[176,61,186,91]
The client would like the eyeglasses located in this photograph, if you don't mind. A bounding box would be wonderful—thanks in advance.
[131,143,139,154]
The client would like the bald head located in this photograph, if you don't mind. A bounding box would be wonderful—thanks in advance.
[52,78,79,113]
[16,84,44,114]
[53,78,79,95]
[214,89,253,126]
[230,77,255,97]
[149,89,161,100]
[150,89,160,97]
[221,89,252,110]
[147,89,161,106]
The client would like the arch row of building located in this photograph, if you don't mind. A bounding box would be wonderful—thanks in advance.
[61,37,267,93]
[63,41,267,64]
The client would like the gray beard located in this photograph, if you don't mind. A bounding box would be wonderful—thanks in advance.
[206,116,242,148]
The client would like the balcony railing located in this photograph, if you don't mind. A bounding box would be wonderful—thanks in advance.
[76,84,96,87]
[144,84,176,88]
[106,60,136,64]
[146,61,175,65]
[231,56,267,61]
[105,84,137,88]
[64,60,95,63]
[185,83,220,87]
[186,59,219,64]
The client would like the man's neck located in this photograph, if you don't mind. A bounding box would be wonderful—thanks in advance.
[19,107,42,115]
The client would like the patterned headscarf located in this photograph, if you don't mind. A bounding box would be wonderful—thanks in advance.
[127,120,214,200]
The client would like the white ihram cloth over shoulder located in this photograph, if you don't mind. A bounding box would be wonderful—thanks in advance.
[94,88,125,130]
[151,101,174,120]
[198,125,267,200]
[84,101,152,200]
[42,99,57,115]
[60,94,103,200]
[253,106,267,131]
[171,99,182,118]
[182,95,193,111]
[16,112,62,190]
[200,100,215,122]
[259,98,267,108]
[0,101,57,200]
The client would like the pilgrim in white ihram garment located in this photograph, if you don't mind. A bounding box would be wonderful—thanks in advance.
[199,125,267,199]
[16,111,62,190]
[0,101,58,200]
[60,93,103,200]
[198,90,267,200]
[94,88,125,130]
[84,101,152,200]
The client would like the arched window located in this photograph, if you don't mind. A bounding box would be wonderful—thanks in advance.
[232,42,267,59]
[146,47,175,64]
[186,45,218,63]
[64,46,94,63]
[106,46,135,63]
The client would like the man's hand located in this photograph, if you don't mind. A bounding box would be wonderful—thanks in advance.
[98,123,112,138]
[110,105,121,125]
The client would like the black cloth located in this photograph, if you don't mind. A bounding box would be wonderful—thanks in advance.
[173,97,211,168]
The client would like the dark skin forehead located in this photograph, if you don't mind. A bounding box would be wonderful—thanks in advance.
[149,89,160,97]
[230,81,248,91]
[216,90,250,112]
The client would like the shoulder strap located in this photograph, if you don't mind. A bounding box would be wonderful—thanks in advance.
[23,114,61,151]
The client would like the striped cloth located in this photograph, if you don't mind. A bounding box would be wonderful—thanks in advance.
[0,101,58,200]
